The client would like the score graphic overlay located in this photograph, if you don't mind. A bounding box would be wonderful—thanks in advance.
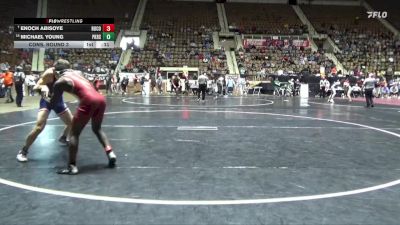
[14,18,115,49]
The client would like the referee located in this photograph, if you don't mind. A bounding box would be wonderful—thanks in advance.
[197,73,208,102]
[363,74,377,108]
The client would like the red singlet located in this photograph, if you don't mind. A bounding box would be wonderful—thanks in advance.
[63,71,106,125]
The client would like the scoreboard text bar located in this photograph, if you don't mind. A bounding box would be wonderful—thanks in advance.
[14,41,114,49]
[14,18,114,24]
[15,24,112,32]
[14,18,115,49]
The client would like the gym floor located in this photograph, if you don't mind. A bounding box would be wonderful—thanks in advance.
[0,95,399,225]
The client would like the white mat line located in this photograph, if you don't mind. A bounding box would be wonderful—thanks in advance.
[2,124,400,130]
[177,126,218,131]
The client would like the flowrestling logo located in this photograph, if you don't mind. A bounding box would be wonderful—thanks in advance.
[367,11,388,19]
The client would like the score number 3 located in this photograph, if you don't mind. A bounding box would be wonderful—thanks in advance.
[102,24,115,32]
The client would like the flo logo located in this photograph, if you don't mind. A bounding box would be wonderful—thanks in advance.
[367,11,388,18]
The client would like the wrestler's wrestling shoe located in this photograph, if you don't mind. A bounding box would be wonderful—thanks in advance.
[58,135,69,145]
[16,150,28,162]
[57,164,79,175]
[107,151,117,168]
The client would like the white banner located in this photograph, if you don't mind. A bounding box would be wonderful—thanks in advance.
[119,72,149,83]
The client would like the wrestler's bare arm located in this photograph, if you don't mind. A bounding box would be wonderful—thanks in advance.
[33,68,55,90]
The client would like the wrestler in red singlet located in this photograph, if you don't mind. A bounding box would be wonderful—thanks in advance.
[50,59,116,175]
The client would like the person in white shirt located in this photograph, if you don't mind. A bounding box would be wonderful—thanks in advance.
[25,74,36,96]
[328,80,341,104]
[226,77,235,95]
[197,73,208,101]
[238,78,247,96]
[343,78,352,102]
[363,74,378,107]
[156,75,163,95]
[217,76,224,96]
[319,77,329,98]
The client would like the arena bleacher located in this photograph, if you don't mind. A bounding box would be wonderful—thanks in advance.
[225,2,307,35]
[0,0,398,85]
[136,0,226,75]
[302,4,400,73]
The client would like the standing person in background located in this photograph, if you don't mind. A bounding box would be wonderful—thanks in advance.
[121,76,129,96]
[363,74,378,108]
[116,74,121,94]
[0,74,4,98]
[156,74,163,95]
[217,76,224,97]
[3,67,14,103]
[140,75,146,96]
[105,71,112,95]
[197,73,208,102]
[25,72,36,96]
[319,77,328,99]
[93,75,100,92]
[238,77,246,96]
[343,78,352,102]
[172,75,181,96]
[328,79,341,104]
[213,79,219,99]
[13,66,25,107]
[226,77,235,95]
[110,73,117,94]
[191,80,198,96]
[184,75,190,96]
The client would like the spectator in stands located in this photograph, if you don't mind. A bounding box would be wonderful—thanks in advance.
[0,62,9,71]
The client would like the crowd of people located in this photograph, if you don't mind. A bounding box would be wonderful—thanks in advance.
[0,65,41,107]
[129,24,228,75]
[237,41,336,78]
[301,5,400,74]
[315,74,400,107]
[226,3,308,35]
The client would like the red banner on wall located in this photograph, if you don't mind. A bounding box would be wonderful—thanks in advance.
[243,39,267,48]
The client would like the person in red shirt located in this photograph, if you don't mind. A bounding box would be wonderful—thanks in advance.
[49,59,116,175]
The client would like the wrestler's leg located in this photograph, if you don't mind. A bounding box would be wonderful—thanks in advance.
[91,100,116,167]
[57,107,90,175]
[58,109,73,143]
[17,110,50,162]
